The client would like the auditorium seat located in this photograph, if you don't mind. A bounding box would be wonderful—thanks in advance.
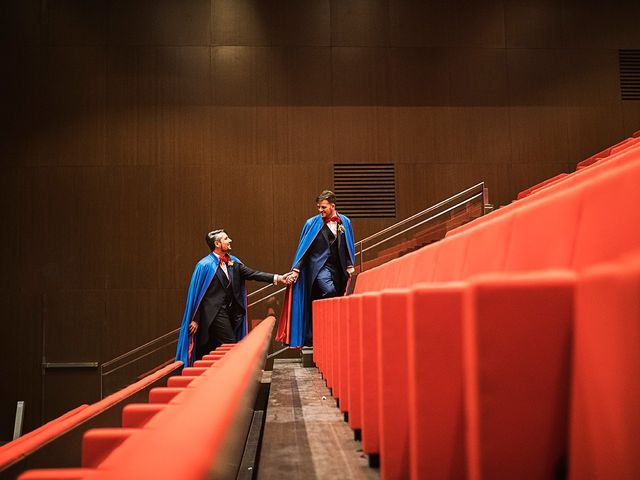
[516,172,568,200]
[360,292,381,457]
[121,404,167,428]
[503,187,582,272]
[463,271,574,479]
[346,295,363,432]
[432,229,471,281]
[81,429,138,468]
[570,253,640,479]
[377,289,411,479]
[460,213,513,278]
[0,361,181,476]
[338,296,350,415]
[408,282,467,480]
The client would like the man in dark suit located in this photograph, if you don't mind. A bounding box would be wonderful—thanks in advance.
[176,229,290,365]
[277,190,356,347]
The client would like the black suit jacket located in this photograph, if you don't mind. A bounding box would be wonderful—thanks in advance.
[196,261,274,338]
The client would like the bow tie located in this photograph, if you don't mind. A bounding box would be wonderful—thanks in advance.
[323,215,340,224]
[219,254,231,264]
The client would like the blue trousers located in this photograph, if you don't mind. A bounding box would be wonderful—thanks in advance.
[305,264,346,346]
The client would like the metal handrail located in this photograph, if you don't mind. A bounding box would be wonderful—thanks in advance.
[355,182,484,246]
[101,328,180,369]
[361,191,483,254]
[248,287,286,308]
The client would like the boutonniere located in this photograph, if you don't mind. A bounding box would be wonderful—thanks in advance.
[338,224,345,234]
[227,259,234,266]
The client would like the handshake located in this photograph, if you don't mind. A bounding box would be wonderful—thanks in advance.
[276,271,299,285]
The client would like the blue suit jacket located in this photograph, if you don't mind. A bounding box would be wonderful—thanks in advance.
[277,214,355,347]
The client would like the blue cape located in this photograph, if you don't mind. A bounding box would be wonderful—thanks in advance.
[277,214,355,347]
[175,253,246,366]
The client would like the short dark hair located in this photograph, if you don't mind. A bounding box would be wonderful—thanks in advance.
[316,190,336,204]
[205,229,225,250]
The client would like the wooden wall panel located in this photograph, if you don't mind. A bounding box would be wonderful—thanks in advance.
[396,162,509,215]
[1,0,42,45]
[212,0,330,46]
[505,0,562,48]
[43,291,106,362]
[0,168,30,290]
[212,106,257,164]
[47,0,108,46]
[330,0,390,47]
[256,107,289,164]
[507,49,569,106]
[562,49,620,106]
[105,289,161,359]
[447,0,505,48]
[170,164,214,288]
[22,168,80,291]
[332,107,390,164]
[622,103,640,136]
[107,0,210,46]
[431,107,511,165]
[567,106,626,163]
[210,164,275,284]
[213,46,289,105]
[39,48,106,167]
[272,164,332,272]
[213,47,257,105]
[561,2,640,49]
[1,47,41,166]
[0,291,42,434]
[288,107,333,163]
[332,47,390,105]
[106,47,158,165]
[448,48,507,106]
[104,167,162,290]
[158,47,211,106]
[389,0,451,47]
[509,107,570,164]
[388,107,437,163]
[286,48,331,105]
[389,48,450,105]
[43,370,100,422]
[276,0,330,46]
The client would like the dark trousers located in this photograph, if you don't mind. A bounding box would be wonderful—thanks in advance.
[196,306,241,360]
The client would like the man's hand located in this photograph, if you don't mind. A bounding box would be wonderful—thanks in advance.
[189,320,198,335]
[346,266,355,277]
[278,272,295,284]
[288,270,299,284]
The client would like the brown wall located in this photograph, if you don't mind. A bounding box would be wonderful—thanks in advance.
[2,0,640,439]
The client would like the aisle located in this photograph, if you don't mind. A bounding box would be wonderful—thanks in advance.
[258,359,378,479]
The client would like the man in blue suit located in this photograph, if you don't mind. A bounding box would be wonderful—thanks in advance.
[277,190,356,347]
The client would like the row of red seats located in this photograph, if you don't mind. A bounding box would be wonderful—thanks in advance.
[446,135,640,239]
[0,361,182,477]
[577,129,640,170]
[15,317,275,480]
[516,131,640,201]
[313,139,640,479]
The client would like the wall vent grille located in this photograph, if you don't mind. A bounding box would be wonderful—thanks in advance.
[333,163,396,218]
[620,49,640,100]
